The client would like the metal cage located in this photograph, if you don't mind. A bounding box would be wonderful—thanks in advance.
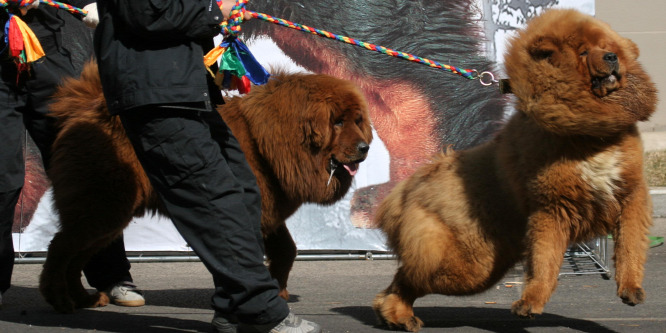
[559,236,611,279]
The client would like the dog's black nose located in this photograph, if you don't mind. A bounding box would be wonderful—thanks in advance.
[603,52,618,64]
[357,142,370,154]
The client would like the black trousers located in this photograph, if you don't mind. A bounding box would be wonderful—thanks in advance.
[119,106,288,325]
[0,53,131,294]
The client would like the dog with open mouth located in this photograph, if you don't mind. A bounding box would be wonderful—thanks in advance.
[39,61,373,313]
[372,9,657,332]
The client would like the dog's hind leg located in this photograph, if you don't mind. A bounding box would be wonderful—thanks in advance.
[40,228,122,312]
[613,187,651,306]
[512,212,569,318]
[372,267,424,332]
[65,240,114,309]
[264,223,296,300]
[40,231,80,313]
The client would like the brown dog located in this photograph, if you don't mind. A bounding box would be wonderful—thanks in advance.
[39,61,373,313]
[242,0,507,228]
[372,9,657,332]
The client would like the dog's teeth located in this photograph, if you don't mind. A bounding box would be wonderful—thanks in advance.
[327,165,336,186]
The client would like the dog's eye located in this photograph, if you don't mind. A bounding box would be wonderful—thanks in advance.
[580,50,588,57]
[334,120,343,127]
[529,48,553,60]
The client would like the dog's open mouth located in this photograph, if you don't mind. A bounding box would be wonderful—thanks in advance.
[591,71,621,97]
[330,157,360,176]
[327,157,363,185]
[342,162,360,176]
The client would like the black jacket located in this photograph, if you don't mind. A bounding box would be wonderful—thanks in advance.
[94,0,225,115]
[0,0,95,60]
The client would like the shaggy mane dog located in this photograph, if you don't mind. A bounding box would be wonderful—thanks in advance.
[39,61,373,313]
[372,9,657,332]
[242,0,507,227]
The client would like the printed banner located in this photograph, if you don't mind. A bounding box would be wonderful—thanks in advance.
[13,0,594,254]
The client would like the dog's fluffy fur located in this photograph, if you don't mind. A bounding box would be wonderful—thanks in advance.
[372,9,657,332]
[39,61,373,313]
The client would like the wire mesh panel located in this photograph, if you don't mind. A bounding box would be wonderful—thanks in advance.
[560,236,611,279]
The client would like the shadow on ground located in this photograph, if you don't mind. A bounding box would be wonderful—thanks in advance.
[332,305,619,333]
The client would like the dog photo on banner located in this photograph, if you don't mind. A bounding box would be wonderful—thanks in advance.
[14,0,594,255]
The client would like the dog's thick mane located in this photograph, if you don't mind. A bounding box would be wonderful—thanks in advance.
[504,9,657,137]
[227,69,369,205]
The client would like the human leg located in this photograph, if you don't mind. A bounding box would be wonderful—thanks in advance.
[0,62,26,296]
[22,51,77,168]
[83,236,132,290]
[82,236,144,307]
[119,108,289,324]
[0,188,21,295]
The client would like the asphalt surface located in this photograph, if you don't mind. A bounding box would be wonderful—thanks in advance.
[1,193,665,333]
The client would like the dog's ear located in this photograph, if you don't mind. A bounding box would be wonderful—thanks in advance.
[621,37,640,60]
[302,102,332,149]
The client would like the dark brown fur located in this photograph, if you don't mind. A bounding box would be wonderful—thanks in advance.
[372,9,657,332]
[39,61,373,313]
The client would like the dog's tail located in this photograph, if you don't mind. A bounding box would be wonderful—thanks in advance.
[49,59,109,126]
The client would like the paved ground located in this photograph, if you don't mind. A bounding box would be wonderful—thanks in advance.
[0,242,665,333]
[1,190,665,333]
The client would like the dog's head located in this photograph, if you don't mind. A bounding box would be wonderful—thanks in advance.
[245,70,373,204]
[301,74,373,202]
[503,9,657,136]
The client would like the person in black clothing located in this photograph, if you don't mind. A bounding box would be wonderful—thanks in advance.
[0,0,143,308]
[94,1,320,332]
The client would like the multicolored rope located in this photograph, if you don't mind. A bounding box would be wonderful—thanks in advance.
[0,0,87,15]
[39,0,87,15]
[249,11,478,80]
[216,0,479,80]
[7,0,483,82]
[0,0,33,7]
[219,0,247,36]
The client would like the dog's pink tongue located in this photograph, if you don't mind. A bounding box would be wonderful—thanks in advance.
[344,163,359,176]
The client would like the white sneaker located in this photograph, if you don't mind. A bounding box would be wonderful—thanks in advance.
[106,281,145,307]
[238,312,321,333]
[212,312,238,333]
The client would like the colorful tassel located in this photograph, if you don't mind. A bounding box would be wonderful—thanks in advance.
[1,1,46,72]
[11,14,44,62]
[206,36,270,94]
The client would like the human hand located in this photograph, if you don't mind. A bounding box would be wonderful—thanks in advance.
[20,0,39,15]
[221,0,252,21]
[82,3,99,28]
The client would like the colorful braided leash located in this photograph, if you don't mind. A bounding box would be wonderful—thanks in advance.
[0,0,87,15]
[219,0,491,82]
[39,0,87,15]
[253,11,480,79]
[5,0,498,85]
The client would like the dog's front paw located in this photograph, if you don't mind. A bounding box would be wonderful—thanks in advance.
[373,291,423,332]
[511,299,537,318]
[619,286,645,306]
[389,316,424,332]
[278,288,290,301]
